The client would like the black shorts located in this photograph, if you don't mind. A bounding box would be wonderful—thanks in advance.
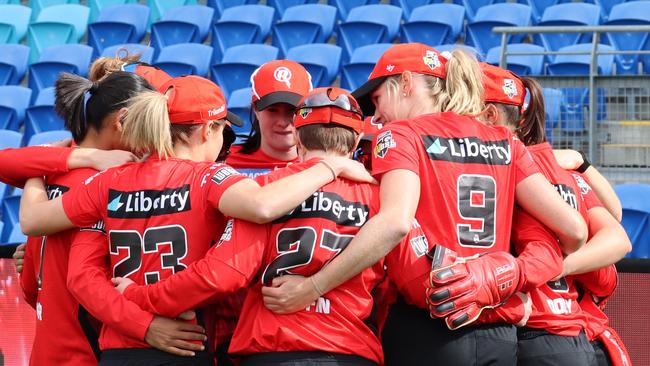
[592,340,613,366]
[99,348,212,366]
[241,351,377,366]
[381,299,518,366]
[517,328,596,366]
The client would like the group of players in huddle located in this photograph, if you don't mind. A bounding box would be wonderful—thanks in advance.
[2,42,634,366]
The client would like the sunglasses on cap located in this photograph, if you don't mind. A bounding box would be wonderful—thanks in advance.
[297,88,363,117]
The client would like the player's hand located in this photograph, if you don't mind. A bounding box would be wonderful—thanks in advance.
[68,148,138,172]
[145,316,206,357]
[12,243,26,274]
[261,275,320,314]
[111,277,135,294]
[553,149,583,170]
[325,156,377,184]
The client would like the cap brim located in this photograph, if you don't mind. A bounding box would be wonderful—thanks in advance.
[351,76,388,117]
[254,91,303,110]
[226,111,244,127]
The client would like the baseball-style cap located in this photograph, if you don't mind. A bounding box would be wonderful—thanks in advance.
[250,60,313,110]
[294,87,364,134]
[361,116,383,141]
[481,63,525,107]
[352,43,448,116]
[122,62,173,92]
[161,75,243,127]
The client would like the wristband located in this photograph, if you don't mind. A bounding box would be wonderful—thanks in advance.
[576,151,591,173]
[319,160,337,180]
[310,276,324,297]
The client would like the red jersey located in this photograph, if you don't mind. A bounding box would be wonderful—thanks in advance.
[512,143,604,336]
[61,155,246,349]
[122,160,386,364]
[372,112,538,257]
[226,145,298,179]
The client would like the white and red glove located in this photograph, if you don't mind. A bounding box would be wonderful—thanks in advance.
[426,245,521,330]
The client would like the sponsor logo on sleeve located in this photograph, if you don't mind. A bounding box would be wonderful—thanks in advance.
[46,184,69,200]
[211,166,240,185]
[572,174,592,195]
[374,130,396,159]
[422,135,512,165]
[546,277,569,293]
[217,219,234,247]
[80,220,106,233]
[107,185,191,218]
[553,184,578,210]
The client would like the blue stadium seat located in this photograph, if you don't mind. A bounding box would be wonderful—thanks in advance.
[148,0,198,26]
[0,129,22,149]
[101,44,155,64]
[434,44,484,61]
[0,86,31,131]
[462,0,498,22]
[535,3,600,57]
[89,0,138,22]
[227,87,253,137]
[27,130,72,146]
[596,0,624,22]
[0,45,30,86]
[30,0,79,21]
[88,4,149,56]
[6,225,27,245]
[24,88,64,147]
[328,0,380,20]
[341,43,393,90]
[615,184,650,258]
[391,0,434,20]
[520,0,560,24]
[272,4,337,56]
[34,87,56,106]
[401,4,465,46]
[548,43,615,75]
[467,3,531,55]
[0,0,21,4]
[286,44,342,87]
[28,45,93,98]
[207,0,259,19]
[154,43,213,77]
[267,0,318,15]
[211,5,275,62]
[338,5,402,59]
[486,44,545,75]
[0,5,31,43]
[605,2,650,75]
[557,87,607,132]
[542,88,562,133]
[210,44,279,98]
[151,5,214,50]
[28,4,90,62]
[0,195,21,244]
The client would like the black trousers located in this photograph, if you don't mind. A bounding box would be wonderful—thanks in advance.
[381,299,518,366]
[241,351,377,366]
[517,328,596,366]
[99,348,212,366]
[592,340,613,366]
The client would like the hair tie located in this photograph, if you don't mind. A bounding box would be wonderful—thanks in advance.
[89,82,99,94]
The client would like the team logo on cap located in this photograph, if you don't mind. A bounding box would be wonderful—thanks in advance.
[502,79,518,99]
[374,130,396,159]
[299,107,312,119]
[208,106,225,117]
[386,64,395,72]
[423,50,441,70]
[274,66,292,88]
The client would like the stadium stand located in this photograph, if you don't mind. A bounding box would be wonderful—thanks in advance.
[486,43,545,75]
[329,0,379,20]
[227,87,253,138]
[0,44,30,85]
[211,4,275,62]
[27,130,72,146]
[101,43,155,63]
[87,4,150,56]
[0,129,22,149]
[340,43,392,90]
[148,0,197,27]
[154,43,213,77]
[467,3,532,55]
[400,4,465,46]
[28,44,93,98]
[0,86,31,131]
[286,43,342,87]
[604,1,650,75]
[27,4,89,62]
[534,3,601,56]
[24,89,64,146]
[616,184,650,258]
[548,43,615,75]
[267,0,319,15]
[0,4,31,43]
[210,43,279,97]
[337,4,402,58]
[272,4,337,56]
[88,0,138,22]
[206,0,258,19]
[151,5,213,50]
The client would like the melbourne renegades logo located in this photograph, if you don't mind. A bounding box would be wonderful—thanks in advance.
[274,66,292,88]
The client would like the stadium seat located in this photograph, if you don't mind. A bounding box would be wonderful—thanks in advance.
[605,2,650,75]
[272,4,337,56]
[6,225,27,245]
[391,0,433,20]
[227,87,253,137]
[28,45,93,98]
[210,44,279,98]
[597,0,624,22]
[28,4,90,62]
[401,4,465,46]
[101,44,155,64]
[615,184,650,258]
[286,44,342,87]
[34,87,56,106]
[467,3,531,55]
[207,0,259,19]
[557,87,607,133]
[542,88,562,133]
[27,130,72,146]
[547,43,615,76]
[148,0,198,26]
[88,4,149,56]
[211,5,275,62]
[535,3,601,57]
[328,0,380,20]
[154,43,213,77]
[338,5,402,59]
[88,0,138,22]
[30,0,79,21]
[0,129,22,149]
[0,44,30,86]
[0,86,31,131]
[151,5,214,50]
[24,88,64,146]
[267,0,318,15]
[341,43,393,90]
[486,44,545,75]
[434,44,484,61]
[462,0,498,22]
[0,5,31,43]
[0,195,21,244]
[520,0,559,23]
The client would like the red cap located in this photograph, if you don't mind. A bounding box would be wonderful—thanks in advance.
[122,62,172,92]
[294,87,364,134]
[361,116,383,140]
[161,75,243,127]
[481,63,525,107]
[352,43,447,116]
[250,60,313,110]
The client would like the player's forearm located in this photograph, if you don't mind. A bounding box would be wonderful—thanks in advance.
[0,146,71,187]
[583,167,622,221]
[515,240,563,293]
[562,225,630,276]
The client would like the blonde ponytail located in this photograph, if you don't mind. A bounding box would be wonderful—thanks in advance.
[443,49,484,116]
[122,91,174,159]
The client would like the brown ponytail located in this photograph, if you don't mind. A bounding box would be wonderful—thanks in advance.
[88,51,142,82]
[516,77,547,146]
